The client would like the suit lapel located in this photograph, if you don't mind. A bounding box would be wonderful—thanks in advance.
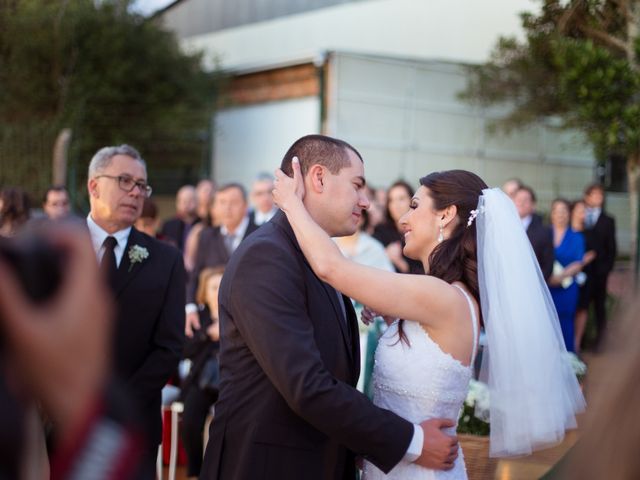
[114,228,150,298]
[319,280,354,363]
[272,212,355,361]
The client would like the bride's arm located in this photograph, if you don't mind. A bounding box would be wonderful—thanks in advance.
[273,159,465,329]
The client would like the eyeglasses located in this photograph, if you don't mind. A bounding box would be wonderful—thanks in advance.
[95,174,153,197]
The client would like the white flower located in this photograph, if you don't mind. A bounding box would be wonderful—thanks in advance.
[465,379,490,422]
[564,351,587,377]
[128,245,149,272]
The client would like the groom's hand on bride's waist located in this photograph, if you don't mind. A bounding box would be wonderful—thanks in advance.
[415,418,459,470]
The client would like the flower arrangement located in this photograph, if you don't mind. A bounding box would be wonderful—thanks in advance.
[457,379,490,436]
[457,354,586,436]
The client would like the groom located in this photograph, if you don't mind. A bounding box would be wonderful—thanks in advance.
[86,145,186,477]
[200,135,458,480]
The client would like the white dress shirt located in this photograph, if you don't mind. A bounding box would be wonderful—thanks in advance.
[87,214,131,267]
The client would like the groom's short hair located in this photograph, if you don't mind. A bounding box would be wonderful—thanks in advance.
[281,135,362,177]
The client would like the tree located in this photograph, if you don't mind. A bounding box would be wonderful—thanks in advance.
[0,0,220,203]
[463,0,640,260]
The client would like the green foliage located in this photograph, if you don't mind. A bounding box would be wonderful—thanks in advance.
[0,0,220,199]
[462,0,640,163]
[457,402,490,436]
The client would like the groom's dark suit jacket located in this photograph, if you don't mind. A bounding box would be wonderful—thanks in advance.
[107,227,186,447]
[200,211,413,480]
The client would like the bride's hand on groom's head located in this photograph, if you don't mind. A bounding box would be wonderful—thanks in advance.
[273,156,305,210]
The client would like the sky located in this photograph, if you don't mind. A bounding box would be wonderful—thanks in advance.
[130,0,175,16]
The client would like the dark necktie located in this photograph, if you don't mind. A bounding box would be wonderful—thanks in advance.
[224,233,236,255]
[101,236,118,283]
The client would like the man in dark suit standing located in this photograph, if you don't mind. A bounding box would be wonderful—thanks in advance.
[514,185,554,281]
[185,183,258,337]
[86,144,186,477]
[583,183,617,349]
[160,184,199,252]
[200,135,458,480]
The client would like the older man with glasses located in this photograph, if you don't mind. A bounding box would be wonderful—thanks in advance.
[86,144,186,478]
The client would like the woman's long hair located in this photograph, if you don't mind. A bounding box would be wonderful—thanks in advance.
[398,170,487,344]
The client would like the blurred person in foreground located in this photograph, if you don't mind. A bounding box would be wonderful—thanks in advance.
[248,173,278,226]
[0,187,31,237]
[513,185,554,281]
[86,144,186,477]
[0,225,144,479]
[42,186,71,220]
[581,183,617,351]
[546,293,640,479]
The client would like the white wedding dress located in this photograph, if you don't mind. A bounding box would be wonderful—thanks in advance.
[362,285,478,480]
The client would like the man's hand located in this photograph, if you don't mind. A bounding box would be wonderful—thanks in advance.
[185,310,200,337]
[414,418,459,470]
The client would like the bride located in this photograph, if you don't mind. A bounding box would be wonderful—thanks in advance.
[273,158,585,479]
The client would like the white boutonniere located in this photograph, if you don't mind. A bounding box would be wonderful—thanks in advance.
[128,245,149,272]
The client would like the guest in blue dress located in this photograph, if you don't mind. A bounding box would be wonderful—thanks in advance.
[548,199,586,352]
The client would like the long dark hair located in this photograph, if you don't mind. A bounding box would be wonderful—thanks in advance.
[397,170,487,345]
[384,180,414,226]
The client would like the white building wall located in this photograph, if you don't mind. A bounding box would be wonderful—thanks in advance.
[213,97,320,186]
[328,52,631,252]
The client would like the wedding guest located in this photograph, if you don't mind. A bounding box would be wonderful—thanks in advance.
[335,210,393,274]
[248,173,277,226]
[581,184,616,350]
[195,179,215,224]
[180,267,223,479]
[42,185,71,220]
[183,180,215,273]
[363,185,385,235]
[372,180,423,274]
[548,199,586,352]
[184,183,258,337]
[0,186,31,237]
[160,185,198,251]
[501,178,523,199]
[571,200,596,354]
[513,185,554,281]
[86,144,186,478]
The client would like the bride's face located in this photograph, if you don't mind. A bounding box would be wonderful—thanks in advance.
[399,186,443,263]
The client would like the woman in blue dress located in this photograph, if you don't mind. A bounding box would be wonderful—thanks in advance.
[548,198,586,352]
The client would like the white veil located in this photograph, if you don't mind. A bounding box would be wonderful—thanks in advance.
[475,188,585,457]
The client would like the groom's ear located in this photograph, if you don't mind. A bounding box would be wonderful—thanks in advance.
[307,164,325,194]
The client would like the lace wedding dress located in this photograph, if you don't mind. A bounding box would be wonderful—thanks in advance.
[362,285,478,480]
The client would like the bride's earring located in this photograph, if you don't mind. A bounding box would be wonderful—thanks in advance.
[437,224,444,243]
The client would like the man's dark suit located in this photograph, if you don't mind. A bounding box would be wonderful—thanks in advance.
[583,211,616,348]
[199,211,413,480]
[108,227,186,447]
[187,221,258,304]
[526,214,554,281]
[160,216,197,251]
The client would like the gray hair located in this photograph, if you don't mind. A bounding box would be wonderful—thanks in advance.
[88,144,146,179]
